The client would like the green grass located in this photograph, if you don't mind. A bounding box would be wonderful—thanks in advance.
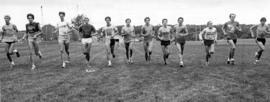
[0,39,270,102]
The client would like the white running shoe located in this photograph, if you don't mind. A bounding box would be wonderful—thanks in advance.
[108,60,112,67]
[254,60,260,64]
[130,58,134,64]
[10,61,15,68]
[227,58,231,64]
[31,64,36,70]
[62,62,66,68]
[180,61,184,67]
[205,61,209,66]
[86,68,96,73]
[231,59,235,65]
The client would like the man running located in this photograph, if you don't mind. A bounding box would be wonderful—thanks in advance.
[250,17,270,64]
[22,13,43,70]
[56,11,72,68]
[158,19,174,65]
[222,13,241,65]
[78,17,97,72]
[101,16,118,66]
[121,18,135,64]
[173,17,188,67]
[199,21,218,66]
[141,17,155,62]
[0,15,20,68]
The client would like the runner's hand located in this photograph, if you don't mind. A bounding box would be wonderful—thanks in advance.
[199,40,203,45]
[33,34,38,38]
[251,33,255,38]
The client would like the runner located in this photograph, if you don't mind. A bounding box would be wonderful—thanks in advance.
[141,17,155,62]
[0,15,20,68]
[22,13,43,70]
[199,21,218,66]
[121,18,135,64]
[78,17,97,72]
[158,19,174,65]
[222,13,242,65]
[101,16,118,66]
[250,17,270,64]
[55,11,72,68]
[173,17,188,67]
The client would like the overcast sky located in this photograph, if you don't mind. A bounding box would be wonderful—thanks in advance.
[0,0,269,30]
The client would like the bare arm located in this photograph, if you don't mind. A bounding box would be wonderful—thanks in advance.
[22,25,28,40]
[222,23,227,35]
[265,25,270,34]
[170,27,175,41]
[249,25,257,38]
[1,27,4,41]
[236,22,242,31]
[215,29,218,41]
[183,26,189,36]
[34,23,42,38]
[157,28,162,40]
[198,29,205,41]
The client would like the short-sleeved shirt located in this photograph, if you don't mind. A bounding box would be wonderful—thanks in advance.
[26,22,41,37]
[202,27,217,40]
[223,21,240,39]
[79,24,96,38]
[141,24,154,41]
[2,24,18,42]
[122,25,135,42]
[57,21,71,36]
[158,26,172,41]
[102,25,118,38]
[254,24,270,38]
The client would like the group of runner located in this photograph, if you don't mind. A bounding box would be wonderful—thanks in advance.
[1,12,270,71]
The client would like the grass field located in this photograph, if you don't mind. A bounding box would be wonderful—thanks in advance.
[0,39,270,102]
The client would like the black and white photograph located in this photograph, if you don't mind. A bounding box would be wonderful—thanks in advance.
[0,0,270,101]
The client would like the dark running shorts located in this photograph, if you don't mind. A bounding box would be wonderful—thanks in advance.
[5,41,16,45]
[204,40,214,46]
[115,39,119,42]
[110,39,115,46]
[256,38,266,45]
[161,40,171,46]
[175,37,186,44]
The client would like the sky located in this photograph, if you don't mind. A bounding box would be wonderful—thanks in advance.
[0,0,270,30]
